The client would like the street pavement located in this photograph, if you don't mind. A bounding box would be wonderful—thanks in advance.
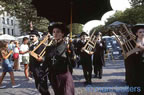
[0,60,128,95]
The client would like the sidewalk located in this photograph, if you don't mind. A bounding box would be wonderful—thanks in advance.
[0,60,127,95]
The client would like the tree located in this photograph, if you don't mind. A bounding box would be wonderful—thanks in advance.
[105,11,124,25]
[68,23,83,35]
[0,0,49,33]
[130,0,144,7]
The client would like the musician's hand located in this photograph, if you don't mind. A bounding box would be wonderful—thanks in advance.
[89,51,94,55]
[37,56,43,62]
[81,48,84,52]
[136,43,141,48]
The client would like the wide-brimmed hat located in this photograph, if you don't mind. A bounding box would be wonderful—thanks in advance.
[79,32,88,37]
[132,24,144,35]
[29,30,40,37]
[48,24,69,37]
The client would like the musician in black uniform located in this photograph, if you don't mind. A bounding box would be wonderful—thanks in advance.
[126,24,144,95]
[77,32,93,85]
[29,30,50,95]
[43,24,76,95]
[93,32,106,79]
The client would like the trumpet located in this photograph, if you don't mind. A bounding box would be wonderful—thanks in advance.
[30,33,53,59]
[82,30,100,54]
[111,24,141,59]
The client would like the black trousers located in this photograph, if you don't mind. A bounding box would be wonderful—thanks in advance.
[33,67,50,95]
[82,64,92,82]
[94,65,102,78]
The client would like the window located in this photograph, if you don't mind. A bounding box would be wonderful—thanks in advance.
[8,28,10,34]
[7,18,9,25]
[12,29,14,35]
[2,17,5,24]
[3,28,5,34]
[11,20,13,25]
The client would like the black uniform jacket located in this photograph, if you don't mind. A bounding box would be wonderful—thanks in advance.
[43,41,76,74]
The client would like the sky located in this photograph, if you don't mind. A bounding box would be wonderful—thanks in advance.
[83,0,131,34]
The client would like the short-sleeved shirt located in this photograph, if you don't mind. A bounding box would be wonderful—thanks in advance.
[20,44,29,57]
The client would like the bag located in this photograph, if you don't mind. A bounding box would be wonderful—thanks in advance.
[13,53,19,59]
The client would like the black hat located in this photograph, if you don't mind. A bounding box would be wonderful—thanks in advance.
[95,32,102,36]
[132,24,144,35]
[80,32,88,37]
[48,24,69,37]
[29,30,40,37]
[42,32,48,36]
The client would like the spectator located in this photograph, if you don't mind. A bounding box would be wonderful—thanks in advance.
[19,37,31,80]
[13,41,20,71]
[8,40,15,67]
[0,41,20,88]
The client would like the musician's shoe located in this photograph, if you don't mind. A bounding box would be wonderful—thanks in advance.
[98,76,102,79]
[84,81,88,85]
[87,80,92,85]
[94,75,98,78]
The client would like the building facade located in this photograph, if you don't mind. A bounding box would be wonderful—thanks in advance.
[0,11,21,36]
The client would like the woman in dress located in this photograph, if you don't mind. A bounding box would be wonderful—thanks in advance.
[43,24,76,95]
[125,24,144,94]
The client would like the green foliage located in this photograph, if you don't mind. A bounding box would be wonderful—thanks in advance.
[105,11,124,25]
[130,0,144,7]
[89,25,105,36]
[105,5,144,25]
[0,0,49,33]
[68,23,83,35]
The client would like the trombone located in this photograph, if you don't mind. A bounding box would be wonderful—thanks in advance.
[30,33,53,59]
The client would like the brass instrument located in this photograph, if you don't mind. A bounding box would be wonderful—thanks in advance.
[111,24,141,59]
[30,33,53,59]
[82,30,100,54]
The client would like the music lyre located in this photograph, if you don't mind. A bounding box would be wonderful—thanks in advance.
[112,24,141,59]
[30,33,53,59]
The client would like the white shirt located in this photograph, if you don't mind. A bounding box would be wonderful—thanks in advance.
[20,44,29,56]
[14,47,19,53]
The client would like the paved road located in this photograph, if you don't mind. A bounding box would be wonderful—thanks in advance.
[0,60,128,95]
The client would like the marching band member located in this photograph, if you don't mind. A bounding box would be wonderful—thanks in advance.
[93,32,106,79]
[29,30,50,95]
[127,24,144,95]
[77,32,93,85]
[43,24,76,95]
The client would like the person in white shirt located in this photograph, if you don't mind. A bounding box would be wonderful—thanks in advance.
[19,37,31,80]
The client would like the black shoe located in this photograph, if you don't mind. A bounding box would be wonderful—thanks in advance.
[84,81,89,85]
[94,75,98,78]
[88,80,92,84]
[98,76,102,79]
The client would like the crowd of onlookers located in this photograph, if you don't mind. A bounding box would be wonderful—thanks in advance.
[0,37,31,88]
